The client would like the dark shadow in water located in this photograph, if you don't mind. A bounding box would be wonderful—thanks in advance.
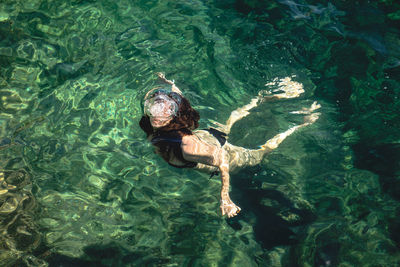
[389,212,400,249]
[40,242,171,267]
[228,166,316,250]
[313,240,341,267]
[353,143,400,248]
[353,143,400,200]
[45,254,105,267]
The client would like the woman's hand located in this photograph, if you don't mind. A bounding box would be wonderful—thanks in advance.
[156,72,173,85]
[181,135,241,217]
[220,197,241,218]
[156,72,182,95]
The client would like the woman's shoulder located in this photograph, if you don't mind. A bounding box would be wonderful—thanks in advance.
[181,133,197,145]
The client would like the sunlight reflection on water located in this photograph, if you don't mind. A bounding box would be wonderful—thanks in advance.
[0,0,399,266]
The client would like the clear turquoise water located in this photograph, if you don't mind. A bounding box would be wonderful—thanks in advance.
[1,0,399,266]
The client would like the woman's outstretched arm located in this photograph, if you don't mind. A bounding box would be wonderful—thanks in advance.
[156,72,183,95]
[218,158,241,217]
[181,136,241,217]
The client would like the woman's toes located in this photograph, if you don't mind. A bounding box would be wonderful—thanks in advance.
[310,101,321,111]
[305,113,320,124]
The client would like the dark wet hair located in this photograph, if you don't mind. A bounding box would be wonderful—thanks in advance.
[139,93,200,137]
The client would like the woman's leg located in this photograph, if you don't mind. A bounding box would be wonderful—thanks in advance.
[211,76,306,134]
[227,102,321,171]
[210,97,259,134]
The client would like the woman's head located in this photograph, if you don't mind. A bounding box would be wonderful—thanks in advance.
[140,88,200,135]
[144,90,179,128]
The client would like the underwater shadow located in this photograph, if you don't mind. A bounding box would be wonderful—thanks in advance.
[228,166,316,250]
[43,242,170,267]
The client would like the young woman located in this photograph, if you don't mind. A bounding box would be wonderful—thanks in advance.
[139,73,320,218]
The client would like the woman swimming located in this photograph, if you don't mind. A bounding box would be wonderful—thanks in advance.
[139,73,321,218]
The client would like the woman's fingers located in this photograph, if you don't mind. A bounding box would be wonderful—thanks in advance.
[220,200,241,218]
[156,72,165,79]
[156,72,175,85]
[228,206,241,218]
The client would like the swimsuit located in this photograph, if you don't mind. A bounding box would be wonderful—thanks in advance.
[151,128,227,173]
[202,128,227,146]
[151,130,197,168]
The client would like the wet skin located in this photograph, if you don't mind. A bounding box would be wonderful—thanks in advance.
[148,74,321,218]
[148,100,174,128]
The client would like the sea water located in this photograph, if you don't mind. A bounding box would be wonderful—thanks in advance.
[0,0,399,266]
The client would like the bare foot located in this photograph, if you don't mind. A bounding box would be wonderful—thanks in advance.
[309,101,321,112]
[290,101,321,115]
[259,101,321,152]
[220,198,241,218]
[260,77,305,99]
[304,112,320,124]
[290,101,321,124]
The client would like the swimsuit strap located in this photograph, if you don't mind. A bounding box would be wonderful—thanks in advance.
[202,128,227,146]
[151,130,197,169]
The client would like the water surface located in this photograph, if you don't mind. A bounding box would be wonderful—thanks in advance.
[1,0,399,266]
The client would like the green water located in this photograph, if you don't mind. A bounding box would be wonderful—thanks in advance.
[1,0,399,266]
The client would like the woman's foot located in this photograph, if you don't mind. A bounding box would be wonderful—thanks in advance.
[260,101,321,151]
[260,76,305,99]
[291,101,321,125]
[290,101,321,114]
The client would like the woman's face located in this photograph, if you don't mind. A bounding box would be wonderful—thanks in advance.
[144,94,177,129]
[149,102,174,128]
[150,117,172,128]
